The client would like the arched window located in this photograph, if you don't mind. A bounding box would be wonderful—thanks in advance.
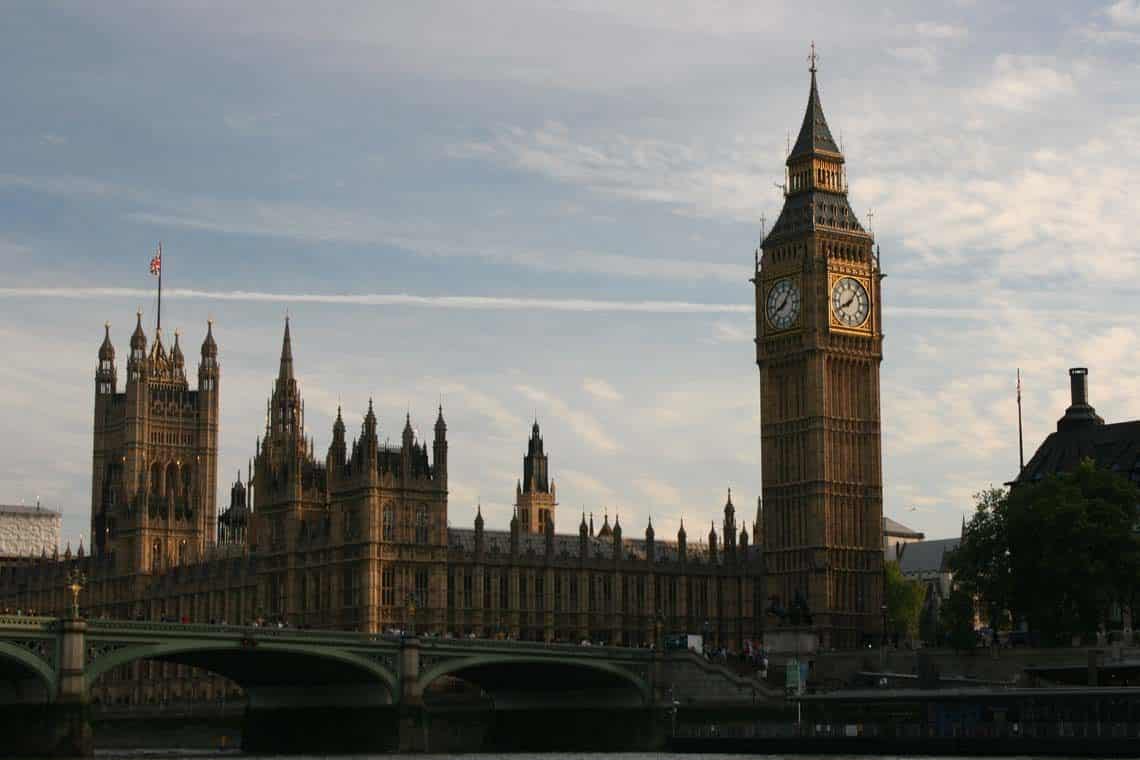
[151,539,162,572]
[415,505,429,543]
[383,506,395,541]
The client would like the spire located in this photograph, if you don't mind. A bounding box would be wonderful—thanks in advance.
[278,317,294,380]
[130,310,147,351]
[200,319,217,359]
[678,517,686,540]
[475,502,484,530]
[98,322,115,362]
[171,330,184,367]
[789,43,841,161]
[435,404,446,433]
[645,516,654,541]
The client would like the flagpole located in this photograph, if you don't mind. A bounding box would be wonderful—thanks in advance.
[156,242,162,334]
[1017,368,1024,472]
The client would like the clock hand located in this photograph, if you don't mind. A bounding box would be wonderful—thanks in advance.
[841,294,855,310]
[775,292,789,312]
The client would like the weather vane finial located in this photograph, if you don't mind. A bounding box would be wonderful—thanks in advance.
[808,41,818,74]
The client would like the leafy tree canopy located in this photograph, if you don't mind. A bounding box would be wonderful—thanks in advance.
[950,460,1140,643]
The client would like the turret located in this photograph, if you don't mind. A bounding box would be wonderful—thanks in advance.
[127,311,147,383]
[328,405,347,470]
[579,512,588,560]
[645,518,655,563]
[96,322,116,396]
[433,405,448,487]
[611,515,622,560]
[753,497,763,546]
[474,503,485,555]
[509,509,520,557]
[170,330,185,378]
[708,521,718,562]
[723,488,737,558]
[677,519,687,563]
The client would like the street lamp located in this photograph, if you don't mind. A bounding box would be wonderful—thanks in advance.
[66,567,86,620]
[406,593,418,637]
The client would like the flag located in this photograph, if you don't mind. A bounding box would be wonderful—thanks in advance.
[150,244,162,276]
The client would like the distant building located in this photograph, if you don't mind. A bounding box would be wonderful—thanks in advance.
[883,516,924,561]
[0,503,61,560]
[1015,367,1140,491]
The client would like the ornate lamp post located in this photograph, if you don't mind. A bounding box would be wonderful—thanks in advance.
[66,567,86,620]
[406,593,418,638]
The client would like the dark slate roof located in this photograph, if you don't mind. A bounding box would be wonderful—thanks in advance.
[898,538,960,576]
[1016,420,1140,488]
[883,516,923,539]
[789,70,841,159]
[765,187,866,242]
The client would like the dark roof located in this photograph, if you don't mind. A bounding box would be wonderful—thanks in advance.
[883,516,923,539]
[446,527,751,565]
[898,538,960,576]
[1016,420,1140,488]
[764,188,866,242]
[789,70,841,159]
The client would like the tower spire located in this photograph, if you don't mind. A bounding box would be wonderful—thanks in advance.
[789,44,841,161]
[1016,368,1025,472]
[278,317,294,381]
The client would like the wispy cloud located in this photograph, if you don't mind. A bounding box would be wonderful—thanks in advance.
[583,377,622,401]
[0,287,750,314]
[515,384,619,453]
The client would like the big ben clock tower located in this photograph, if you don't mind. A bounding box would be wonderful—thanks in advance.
[754,54,884,649]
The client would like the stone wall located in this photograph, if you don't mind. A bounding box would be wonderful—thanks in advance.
[0,507,61,558]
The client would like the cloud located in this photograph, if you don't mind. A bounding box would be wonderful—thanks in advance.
[515,384,619,453]
[582,377,622,401]
[633,477,681,506]
[972,55,1076,111]
[0,286,749,314]
[1107,0,1140,26]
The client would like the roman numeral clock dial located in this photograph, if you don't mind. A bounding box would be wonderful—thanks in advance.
[765,277,801,330]
[831,276,869,328]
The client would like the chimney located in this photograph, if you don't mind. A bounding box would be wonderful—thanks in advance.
[1057,367,1104,432]
[1070,367,1088,406]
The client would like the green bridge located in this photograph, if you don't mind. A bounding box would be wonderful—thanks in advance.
[0,614,776,755]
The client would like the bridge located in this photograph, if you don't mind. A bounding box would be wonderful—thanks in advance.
[0,614,777,755]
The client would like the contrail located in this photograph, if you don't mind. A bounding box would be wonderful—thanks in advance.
[0,286,751,314]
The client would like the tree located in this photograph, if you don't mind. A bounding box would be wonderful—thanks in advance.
[951,461,1140,644]
[941,585,977,652]
[885,560,926,642]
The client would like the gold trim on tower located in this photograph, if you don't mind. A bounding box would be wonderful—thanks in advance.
[827,272,872,334]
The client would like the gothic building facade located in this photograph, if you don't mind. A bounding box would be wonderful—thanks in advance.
[753,64,885,647]
[0,317,763,706]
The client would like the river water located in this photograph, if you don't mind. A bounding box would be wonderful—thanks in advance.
[87,754,1056,760]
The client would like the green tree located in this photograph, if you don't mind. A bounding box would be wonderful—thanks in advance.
[941,585,977,652]
[951,461,1140,644]
[885,560,927,641]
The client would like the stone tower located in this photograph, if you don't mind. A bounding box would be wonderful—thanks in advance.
[753,60,884,648]
[515,421,556,534]
[91,314,220,573]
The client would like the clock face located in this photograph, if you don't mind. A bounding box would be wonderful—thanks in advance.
[765,278,801,330]
[831,276,870,327]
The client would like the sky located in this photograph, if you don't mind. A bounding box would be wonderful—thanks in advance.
[2,1,1140,550]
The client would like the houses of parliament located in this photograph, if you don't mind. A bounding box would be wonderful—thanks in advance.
[0,62,884,703]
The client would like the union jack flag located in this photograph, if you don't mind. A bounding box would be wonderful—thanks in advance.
[149,244,162,276]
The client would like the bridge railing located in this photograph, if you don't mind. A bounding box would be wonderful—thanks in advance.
[419,637,654,660]
[0,614,57,632]
[83,618,396,645]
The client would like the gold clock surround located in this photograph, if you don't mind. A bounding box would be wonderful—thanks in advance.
[827,272,872,333]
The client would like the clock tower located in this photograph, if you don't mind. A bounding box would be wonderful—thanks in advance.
[754,58,884,648]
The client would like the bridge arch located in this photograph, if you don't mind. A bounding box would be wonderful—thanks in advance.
[419,653,650,709]
[0,640,56,701]
[86,640,397,706]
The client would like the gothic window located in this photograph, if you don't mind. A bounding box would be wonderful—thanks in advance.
[99,382,111,394]
[151,539,162,572]
[414,505,429,543]
[519,575,528,611]
[382,567,395,606]
[636,576,646,609]
[569,576,578,610]
[553,575,562,612]
[535,575,544,611]
[483,573,491,608]
[499,575,508,609]
[462,572,472,608]
[178,540,188,565]
[414,568,429,604]
[382,506,394,541]
[343,565,360,608]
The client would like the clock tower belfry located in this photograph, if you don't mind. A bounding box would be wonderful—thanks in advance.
[753,57,884,649]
